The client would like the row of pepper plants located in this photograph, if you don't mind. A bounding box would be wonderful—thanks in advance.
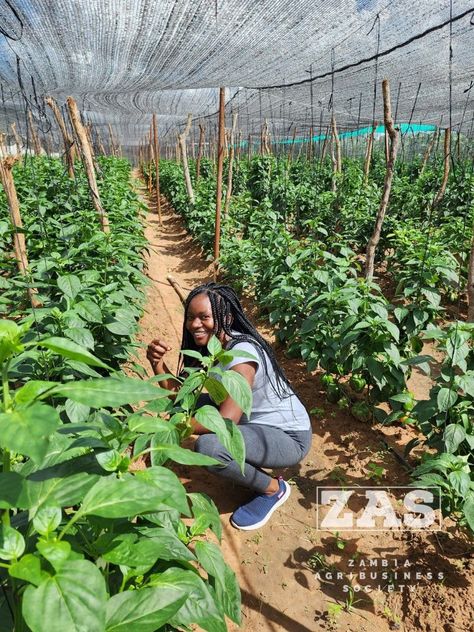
[151,151,474,533]
[0,156,247,631]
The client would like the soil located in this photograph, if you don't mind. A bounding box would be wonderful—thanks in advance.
[132,173,474,632]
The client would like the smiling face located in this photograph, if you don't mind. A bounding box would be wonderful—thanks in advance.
[185,293,216,347]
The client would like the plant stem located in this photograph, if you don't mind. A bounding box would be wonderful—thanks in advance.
[57,511,82,540]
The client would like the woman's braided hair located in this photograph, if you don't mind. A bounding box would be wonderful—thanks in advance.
[178,282,292,398]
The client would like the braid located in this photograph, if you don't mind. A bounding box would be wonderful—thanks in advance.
[178,282,292,398]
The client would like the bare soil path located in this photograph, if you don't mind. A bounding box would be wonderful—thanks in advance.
[133,173,473,632]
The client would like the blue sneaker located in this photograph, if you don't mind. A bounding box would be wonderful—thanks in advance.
[230,478,291,531]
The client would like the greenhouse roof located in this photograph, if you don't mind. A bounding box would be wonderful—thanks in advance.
[0,0,473,151]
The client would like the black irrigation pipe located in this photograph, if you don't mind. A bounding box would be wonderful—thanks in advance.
[249,7,474,90]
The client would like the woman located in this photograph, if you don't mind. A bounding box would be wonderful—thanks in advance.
[147,282,311,531]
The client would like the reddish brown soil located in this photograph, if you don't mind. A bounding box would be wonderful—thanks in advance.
[133,173,474,632]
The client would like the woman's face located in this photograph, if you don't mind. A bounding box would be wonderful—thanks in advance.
[185,293,217,347]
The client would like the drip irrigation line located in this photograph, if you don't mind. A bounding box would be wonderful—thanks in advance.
[249,7,474,90]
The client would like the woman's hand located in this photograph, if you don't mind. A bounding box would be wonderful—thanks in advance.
[146,339,171,373]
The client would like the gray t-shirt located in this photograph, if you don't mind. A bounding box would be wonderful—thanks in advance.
[220,339,310,432]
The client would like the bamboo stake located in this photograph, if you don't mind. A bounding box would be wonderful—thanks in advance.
[45,96,75,178]
[27,110,43,155]
[10,122,22,154]
[224,113,238,217]
[363,122,377,186]
[433,128,451,207]
[67,97,109,233]
[152,113,162,226]
[178,113,195,204]
[196,124,205,182]
[0,156,41,307]
[365,79,399,281]
[214,87,225,281]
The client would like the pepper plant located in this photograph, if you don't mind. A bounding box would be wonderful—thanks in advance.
[0,320,249,632]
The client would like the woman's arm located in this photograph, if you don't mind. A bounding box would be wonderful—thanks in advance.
[191,361,257,434]
[146,339,181,392]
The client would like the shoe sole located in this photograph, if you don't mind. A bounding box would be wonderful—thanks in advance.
[230,481,292,531]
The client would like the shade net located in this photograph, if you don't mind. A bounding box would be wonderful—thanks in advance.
[0,0,473,156]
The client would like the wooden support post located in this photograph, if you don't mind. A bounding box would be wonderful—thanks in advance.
[320,126,329,165]
[384,127,390,163]
[365,79,399,281]
[147,129,153,194]
[152,113,162,226]
[27,110,43,155]
[45,96,75,178]
[307,126,313,161]
[196,124,205,182]
[287,126,297,165]
[96,127,107,155]
[332,114,342,173]
[468,227,474,321]
[166,274,187,305]
[224,113,238,217]
[108,123,116,156]
[433,128,451,207]
[419,129,438,176]
[10,123,22,154]
[67,97,109,233]
[0,156,41,307]
[214,87,225,282]
[178,114,195,204]
[363,122,377,186]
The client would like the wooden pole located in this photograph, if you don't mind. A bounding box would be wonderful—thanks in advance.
[320,126,329,165]
[365,79,399,281]
[67,97,109,233]
[45,96,75,178]
[96,127,107,155]
[10,123,22,154]
[27,110,43,155]
[0,156,41,307]
[178,114,195,204]
[467,226,474,321]
[224,113,238,217]
[363,122,377,186]
[108,123,116,156]
[214,87,226,281]
[152,113,162,226]
[287,126,297,165]
[419,128,438,176]
[332,114,342,173]
[433,128,451,207]
[166,274,187,305]
[196,124,205,182]
[384,127,390,163]
[147,129,153,194]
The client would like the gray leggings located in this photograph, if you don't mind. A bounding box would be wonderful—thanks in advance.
[194,423,312,494]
